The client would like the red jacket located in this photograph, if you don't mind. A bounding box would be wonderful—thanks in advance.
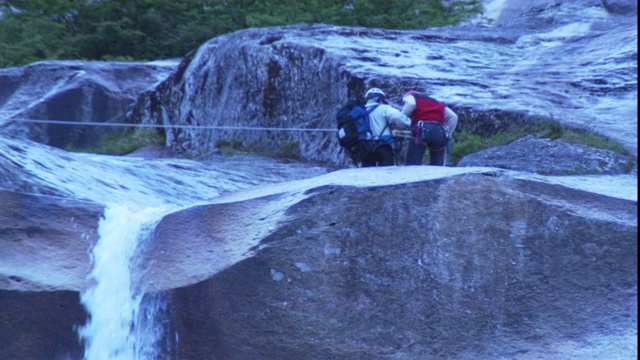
[408,94,445,125]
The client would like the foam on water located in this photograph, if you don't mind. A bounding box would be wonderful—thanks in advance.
[78,203,177,360]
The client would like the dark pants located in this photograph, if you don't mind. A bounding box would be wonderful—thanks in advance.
[405,121,447,166]
[361,144,395,167]
[405,141,446,166]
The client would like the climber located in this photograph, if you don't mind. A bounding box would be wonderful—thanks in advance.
[401,91,458,166]
[360,87,412,167]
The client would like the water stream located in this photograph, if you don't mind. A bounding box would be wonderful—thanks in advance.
[78,204,176,360]
[0,134,332,358]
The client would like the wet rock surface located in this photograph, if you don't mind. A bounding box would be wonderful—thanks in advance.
[0,290,85,360]
[0,190,102,292]
[0,60,178,149]
[602,0,638,15]
[0,190,99,359]
[1,165,636,359]
[458,135,633,175]
[161,171,637,359]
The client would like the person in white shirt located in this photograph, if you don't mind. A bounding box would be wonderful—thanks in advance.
[362,87,412,167]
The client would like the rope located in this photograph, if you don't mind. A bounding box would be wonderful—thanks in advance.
[4,118,416,138]
[3,118,337,132]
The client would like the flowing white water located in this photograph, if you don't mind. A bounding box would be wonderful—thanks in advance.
[78,203,177,360]
[0,133,333,358]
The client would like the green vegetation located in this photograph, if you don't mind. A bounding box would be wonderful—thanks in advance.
[443,127,526,165]
[66,128,165,155]
[536,122,627,154]
[275,140,302,160]
[442,120,629,166]
[0,0,482,68]
[215,138,302,160]
[536,165,602,176]
[215,139,244,156]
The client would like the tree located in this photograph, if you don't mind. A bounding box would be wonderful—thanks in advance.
[0,0,482,68]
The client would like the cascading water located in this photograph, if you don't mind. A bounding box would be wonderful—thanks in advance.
[78,204,176,360]
[0,133,332,359]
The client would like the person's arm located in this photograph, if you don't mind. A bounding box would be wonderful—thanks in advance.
[401,95,416,117]
[444,106,458,137]
[385,105,412,129]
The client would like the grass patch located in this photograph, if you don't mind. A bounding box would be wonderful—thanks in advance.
[215,139,302,161]
[444,120,629,166]
[215,139,244,156]
[553,128,626,154]
[533,119,628,153]
[536,165,602,176]
[443,127,526,165]
[274,140,301,160]
[66,128,165,155]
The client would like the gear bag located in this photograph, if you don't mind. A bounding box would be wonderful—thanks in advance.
[336,102,381,163]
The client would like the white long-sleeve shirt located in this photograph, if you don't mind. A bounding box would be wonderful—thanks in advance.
[365,99,411,139]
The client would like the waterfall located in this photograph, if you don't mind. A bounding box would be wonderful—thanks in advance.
[78,203,175,360]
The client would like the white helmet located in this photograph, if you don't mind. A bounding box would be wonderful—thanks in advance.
[365,87,386,100]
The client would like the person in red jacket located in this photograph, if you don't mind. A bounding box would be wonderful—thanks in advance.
[401,91,458,166]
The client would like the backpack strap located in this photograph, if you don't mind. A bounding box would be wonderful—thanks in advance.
[377,121,390,140]
[366,104,394,146]
[365,104,381,138]
[365,104,379,115]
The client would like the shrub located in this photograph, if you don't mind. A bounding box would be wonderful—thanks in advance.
[66,128,165,155]
[445,120,629,166]
[445,128,524,165]
[275,140,301,160]
[215,139,244,156]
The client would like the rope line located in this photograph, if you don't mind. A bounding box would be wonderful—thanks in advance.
[3,118,414,138]
[4,118,337,132]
